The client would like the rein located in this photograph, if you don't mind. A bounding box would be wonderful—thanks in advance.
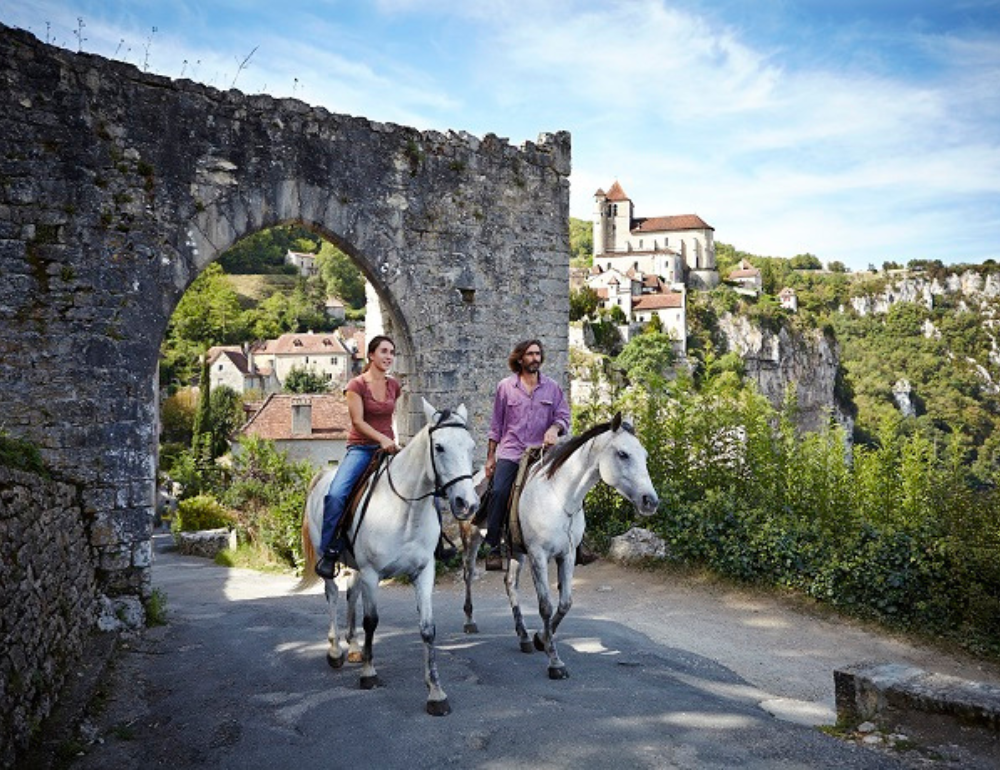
[385,411,474,503]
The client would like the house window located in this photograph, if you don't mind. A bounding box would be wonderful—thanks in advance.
[218,364,223,371]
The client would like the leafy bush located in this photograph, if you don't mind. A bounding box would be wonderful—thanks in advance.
[580,368,1000,658]
[220,436,314,568]
[172,494,234,532]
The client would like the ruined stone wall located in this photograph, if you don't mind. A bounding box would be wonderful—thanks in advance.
[0,20,570,613]
[0,467,98,767]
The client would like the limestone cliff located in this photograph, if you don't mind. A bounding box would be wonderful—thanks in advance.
[717,314,853,436]
[849,270,1000,316]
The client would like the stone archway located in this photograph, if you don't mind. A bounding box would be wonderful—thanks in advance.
[0,23,570,605]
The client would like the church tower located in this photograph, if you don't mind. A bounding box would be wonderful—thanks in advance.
[593,180,633,257]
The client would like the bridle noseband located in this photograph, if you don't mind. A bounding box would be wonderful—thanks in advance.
[385,410,474,503]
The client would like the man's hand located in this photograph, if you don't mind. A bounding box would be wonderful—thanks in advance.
[543,425,560,447]
[485,455,497,479]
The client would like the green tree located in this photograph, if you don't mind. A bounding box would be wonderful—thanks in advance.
[316,243,366,309]
[569,285,600,320]
[615,332,676,388]
[170,263,248,346]
[209,385,245,458]
[789,253,822,270]
[284,366,330,394]
[828,261,848,273]
[569,217,593,266]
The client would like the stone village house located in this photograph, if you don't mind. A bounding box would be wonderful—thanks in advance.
[233,392,352,468]
[208,331,356,396]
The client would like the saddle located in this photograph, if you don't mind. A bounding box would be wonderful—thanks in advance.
[474,446,543,555]
[334,449,391,550]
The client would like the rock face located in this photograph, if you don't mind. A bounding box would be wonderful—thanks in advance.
[850,270,1000,316]
[717,314,853,435]
[0,24,569,601]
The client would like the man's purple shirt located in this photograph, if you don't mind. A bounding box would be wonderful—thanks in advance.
[488,373,571,462]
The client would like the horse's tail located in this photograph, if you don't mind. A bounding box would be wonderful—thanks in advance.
[292,472,326,592]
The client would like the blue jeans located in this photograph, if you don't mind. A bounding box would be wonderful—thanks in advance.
[320,444,377,554]
[485,459,519,548]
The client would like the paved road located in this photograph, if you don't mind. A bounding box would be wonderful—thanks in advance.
[67,534,1000,769]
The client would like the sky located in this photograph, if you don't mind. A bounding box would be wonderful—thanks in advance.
[3,0,999,271]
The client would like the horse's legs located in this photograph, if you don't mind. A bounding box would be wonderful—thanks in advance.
[460,521,482,634]
[323,577,346,668]
[529,553,569,679]
[358,570,380,689]
[550,552,575,638]
[414,564,451,716]
[344,570,363,663]
[503,555,533,653]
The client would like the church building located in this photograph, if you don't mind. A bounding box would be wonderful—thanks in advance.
[592,181,720,290]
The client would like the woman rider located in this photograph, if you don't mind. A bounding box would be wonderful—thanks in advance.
[315,335,400,579]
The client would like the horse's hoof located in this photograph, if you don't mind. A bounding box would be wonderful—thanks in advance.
[327,652,346,669]
[520,639,534,654]
[548,666,570,680]
[347,651,363,664]
[360,675,380,690]
[463,622,479,634]
[533,632,546,652]
[426,698,451,717]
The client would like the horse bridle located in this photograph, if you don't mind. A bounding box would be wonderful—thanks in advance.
[384,410,474,503]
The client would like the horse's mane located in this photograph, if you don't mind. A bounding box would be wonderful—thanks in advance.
[539,417,634,480]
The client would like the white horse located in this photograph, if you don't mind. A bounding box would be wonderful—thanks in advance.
[298,399,479,716]
[459,413,659,679]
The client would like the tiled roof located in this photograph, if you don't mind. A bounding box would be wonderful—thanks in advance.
[605,181,630,202]
[255,332,350,356]
[633,292,684,310]
[633,214,713,232]
[207,346,250,374]
[238,393,351,441]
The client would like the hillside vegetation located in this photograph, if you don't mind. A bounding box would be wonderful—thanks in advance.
[574,245,1000,657]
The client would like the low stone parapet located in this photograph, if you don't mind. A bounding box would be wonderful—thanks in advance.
[835,662,1000,733]
[175,528,237,559]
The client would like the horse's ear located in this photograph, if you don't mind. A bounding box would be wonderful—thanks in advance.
[611,412,622,431]
[456,403,467,422]
[421,398,437,425]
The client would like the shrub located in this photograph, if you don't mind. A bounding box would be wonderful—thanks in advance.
[172,494,234,533]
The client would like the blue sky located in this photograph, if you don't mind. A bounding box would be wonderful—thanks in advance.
[4,0,999,271]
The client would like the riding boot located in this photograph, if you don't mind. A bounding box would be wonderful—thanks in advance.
[315,542,343,579]
[485,545,504,572]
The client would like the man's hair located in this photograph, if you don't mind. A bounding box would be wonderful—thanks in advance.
[508,339,544,373]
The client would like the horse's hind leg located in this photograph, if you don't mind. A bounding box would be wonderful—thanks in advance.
[344,570,363,663]
[415,565,451,716]
[323,578,346,668]
[528,554,568,679]
[503,555,533,653]
[461,521,482,633]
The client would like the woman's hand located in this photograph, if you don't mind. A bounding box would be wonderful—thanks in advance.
[379,437,400,454]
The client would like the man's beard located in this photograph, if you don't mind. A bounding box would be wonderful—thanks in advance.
[524,362,540,374]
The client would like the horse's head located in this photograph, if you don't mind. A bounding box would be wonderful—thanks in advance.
[422,398,480,521]
[599,413,659,517]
